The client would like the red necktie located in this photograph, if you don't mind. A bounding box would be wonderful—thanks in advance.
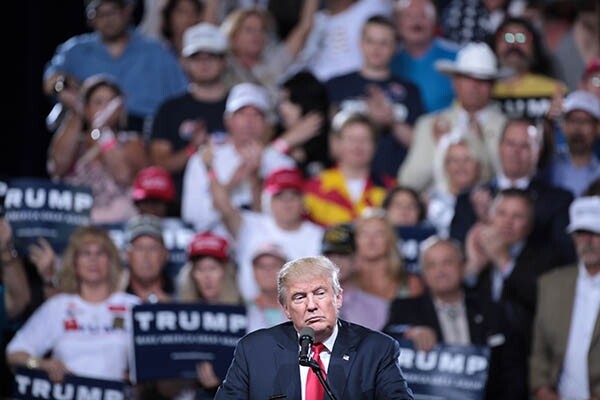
[306,343,327,400]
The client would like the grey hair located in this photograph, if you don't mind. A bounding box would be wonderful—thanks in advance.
[277,256,342,305]
[419,235,465,265]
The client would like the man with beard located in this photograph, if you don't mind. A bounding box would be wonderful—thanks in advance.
[547,90,600,197]
[529,196,600,400]
[491,16,566,120]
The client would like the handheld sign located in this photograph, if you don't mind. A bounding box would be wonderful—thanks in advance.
[12,367,128,400]
[131,302,247,383]
[395,338,490,400]
[4,178,93,255]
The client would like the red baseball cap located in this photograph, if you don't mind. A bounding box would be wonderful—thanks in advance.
[584,57,600,78]
[132,166,175,203]
[263,168,304,195]
[187,232,229,261]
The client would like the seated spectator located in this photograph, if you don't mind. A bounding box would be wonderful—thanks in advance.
[325,14,424,181]
[176,232,242,305]
[464,189,564,393]
[391,0,458,113]
[157,0,204,56]
[491,16,567,121]
[121,215,174,303]
[150,22,229,216]
[384,236,528,400]
[383,185,427,227]
[275,71,331,178]
[398,42,507,192]
[47,74,148,224]
[132,165,176,218]
[6,226,140,382]
[181,82,295,234]
[210,167,323,301]
[304,112,388,226]
[427,131,492,236]
[530,196,600,400]
[172,231,242,399]
[246,243,288,333]
[321,223,390,331]
[221,1,318,104]
[547,90,600,197]
[43,0,188,132]
[450,118,575,264]
[353,207,424,307]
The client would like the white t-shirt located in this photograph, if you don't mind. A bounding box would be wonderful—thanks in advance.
[7,292,140,381]
[181,142,295,234]
[235,211,324,300]
[299,0,393,81]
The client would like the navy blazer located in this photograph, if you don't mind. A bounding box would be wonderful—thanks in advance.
[449,178,575,264]
[214,319,414,400]
[383,292,528,400]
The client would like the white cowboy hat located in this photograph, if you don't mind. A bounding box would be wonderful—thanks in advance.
[435,42,512,81]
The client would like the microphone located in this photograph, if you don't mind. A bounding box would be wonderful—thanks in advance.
[298,326,315,366]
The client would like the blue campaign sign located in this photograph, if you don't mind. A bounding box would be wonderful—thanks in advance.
[131,302,247,383]
[395,338,490,400]
[395,224,438,274]
[4,178,93,255]
[102,217,196,280]
[12,367,128,400]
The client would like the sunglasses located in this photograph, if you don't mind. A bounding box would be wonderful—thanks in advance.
[503,32,527,44]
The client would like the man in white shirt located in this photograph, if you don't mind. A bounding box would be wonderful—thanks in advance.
[181,82,295,234]
[530,196,600,400]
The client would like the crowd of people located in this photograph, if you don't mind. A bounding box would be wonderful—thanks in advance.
[2,0,600,399]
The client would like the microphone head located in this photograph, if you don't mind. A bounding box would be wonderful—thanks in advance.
[299,326,315,344]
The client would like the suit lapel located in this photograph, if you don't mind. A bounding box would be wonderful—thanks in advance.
[328,320,358,400]
[273,324,302,399]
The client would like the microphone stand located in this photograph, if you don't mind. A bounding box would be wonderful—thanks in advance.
[307,359,337,400]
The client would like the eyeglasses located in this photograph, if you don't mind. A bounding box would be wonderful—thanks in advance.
[503,32,527,44]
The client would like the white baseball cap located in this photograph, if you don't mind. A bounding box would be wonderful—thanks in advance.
[566,196,600,234]
[182,23,228,57]
[563,90,600,120]
[225,83,271,115]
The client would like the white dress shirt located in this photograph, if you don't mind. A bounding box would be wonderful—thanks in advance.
[300,324,338,400]
[559,263,600,400]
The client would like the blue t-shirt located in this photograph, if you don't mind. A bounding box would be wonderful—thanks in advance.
[326,71,424,126]
[390,38,459,113]
[44,28,188,121]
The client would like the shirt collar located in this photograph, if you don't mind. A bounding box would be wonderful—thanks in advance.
[496,172,531,190]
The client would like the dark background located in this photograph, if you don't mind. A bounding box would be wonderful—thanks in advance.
[5,2,89,180]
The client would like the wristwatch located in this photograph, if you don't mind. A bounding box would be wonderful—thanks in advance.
[53,75,66,95]
[26,356,41,369]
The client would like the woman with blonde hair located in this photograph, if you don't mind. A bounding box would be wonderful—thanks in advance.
[220,1,318,103]
[353,207,424,304]
[427,130,492,236]
[6,226,139,383]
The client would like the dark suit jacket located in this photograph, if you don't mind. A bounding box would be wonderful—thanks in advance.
[383,292,528,400]
[214,319,414,400]
[449,177,575,264]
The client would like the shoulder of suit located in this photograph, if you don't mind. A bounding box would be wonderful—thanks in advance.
[539,265,578,286]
